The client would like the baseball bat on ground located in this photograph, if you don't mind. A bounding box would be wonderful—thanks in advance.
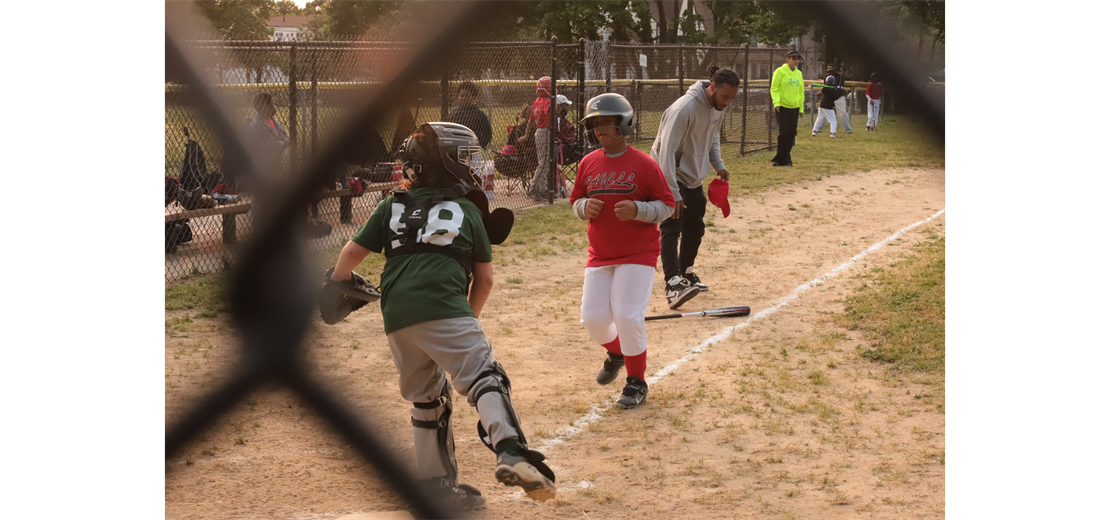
[644,306,751,321]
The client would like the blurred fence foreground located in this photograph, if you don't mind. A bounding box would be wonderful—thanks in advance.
[166,2,943,518]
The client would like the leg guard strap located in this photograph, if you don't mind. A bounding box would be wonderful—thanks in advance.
[410,380,457,483]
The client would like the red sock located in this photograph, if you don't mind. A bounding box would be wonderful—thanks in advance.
[602,338,622,356]
[624,351,647,381]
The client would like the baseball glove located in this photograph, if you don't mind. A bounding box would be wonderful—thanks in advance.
[319,267,381,325]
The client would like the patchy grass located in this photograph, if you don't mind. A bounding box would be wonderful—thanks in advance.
[838,236,945,374]
[717,117,944,194]
[165,277,225,313]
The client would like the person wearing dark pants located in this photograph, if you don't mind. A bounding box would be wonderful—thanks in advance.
[774,106,800,164]
[659,183,707,295]
[650,67,740,309]
[770,50,805,166]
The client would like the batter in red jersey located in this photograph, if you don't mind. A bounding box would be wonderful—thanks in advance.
[570,93,675,409]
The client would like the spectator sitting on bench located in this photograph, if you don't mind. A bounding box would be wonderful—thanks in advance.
[246,92,291,177]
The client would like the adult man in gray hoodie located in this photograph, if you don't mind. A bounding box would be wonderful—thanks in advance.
[650,67,739,309]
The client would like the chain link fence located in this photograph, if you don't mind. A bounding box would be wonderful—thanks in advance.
[165,4,943,518]
[166,39,820,281]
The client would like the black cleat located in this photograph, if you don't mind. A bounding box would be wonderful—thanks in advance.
[495,452,557,501]
[596,352,625,385]
[616,376,649,409]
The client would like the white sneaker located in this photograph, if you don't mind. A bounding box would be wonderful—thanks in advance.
[665,275,699,310]
[683,267,709,292]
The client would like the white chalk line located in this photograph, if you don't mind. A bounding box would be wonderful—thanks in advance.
[534,209,945,454]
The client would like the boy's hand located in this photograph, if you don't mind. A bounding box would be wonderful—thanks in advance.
[584,198,604,219]
[614,200,637,221]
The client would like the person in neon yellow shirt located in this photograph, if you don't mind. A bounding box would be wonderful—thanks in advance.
[770,50,805,166]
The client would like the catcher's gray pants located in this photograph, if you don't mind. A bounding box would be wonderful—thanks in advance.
[527,126,552,199]
[387,316,517,479]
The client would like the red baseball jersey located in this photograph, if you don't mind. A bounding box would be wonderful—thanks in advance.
[571,146,675,268]
[530,97,552,128]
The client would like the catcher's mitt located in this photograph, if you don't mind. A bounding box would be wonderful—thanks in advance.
[319,267,381,325]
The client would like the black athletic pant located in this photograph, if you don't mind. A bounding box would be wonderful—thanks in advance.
[660,183,707,281]
[772,106,799,165]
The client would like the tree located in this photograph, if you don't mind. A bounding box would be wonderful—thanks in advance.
[274,0,300,16]
[517,1,653,43]
[194,0,276,40]
[316,0,403,39]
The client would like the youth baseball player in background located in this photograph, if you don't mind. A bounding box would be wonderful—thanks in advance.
[572,93,675,409]
[522,76,555,202]
[328,122,556,509]
[812,67,841,138]
[650,66,739,310]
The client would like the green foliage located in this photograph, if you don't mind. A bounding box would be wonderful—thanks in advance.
[530,1,653,43]
[274,0,299,16]
[701,1,814,45]
[194,0,276,40]
[315,0,402,39]
[839,237,945,374]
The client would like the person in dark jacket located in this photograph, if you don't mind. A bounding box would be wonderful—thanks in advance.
[446,81,493,148]
[811,68,841,138]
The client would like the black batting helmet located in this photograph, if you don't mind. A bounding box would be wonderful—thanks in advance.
[399,122,484,189]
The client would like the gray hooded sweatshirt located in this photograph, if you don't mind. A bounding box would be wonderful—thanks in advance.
[650,80,727,203]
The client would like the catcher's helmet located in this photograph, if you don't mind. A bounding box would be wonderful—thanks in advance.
[399,122,484,189]
[580,93,635,145]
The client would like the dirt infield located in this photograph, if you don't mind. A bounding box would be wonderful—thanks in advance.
[166,166,945,520]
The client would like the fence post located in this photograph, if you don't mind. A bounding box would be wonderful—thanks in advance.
[633,79,642,142]
[440,73,449,121]
[678,48,684,95]
[310,46,318,159]
[549,36,557,204]
[578,38,586,146]
[605,40,612,93]
[768,50,773,150]
[288,41,298,170]
[740,44,749,156]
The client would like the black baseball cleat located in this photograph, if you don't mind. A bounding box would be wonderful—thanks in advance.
[616,376,649,409]
[596,352,625,385]
[665,275,699,310]
[495,452,557,501]
[683,268,709,292]
[417,477,486,510]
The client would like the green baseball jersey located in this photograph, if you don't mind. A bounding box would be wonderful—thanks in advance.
[770,63,805,112]
[351,188,493,334]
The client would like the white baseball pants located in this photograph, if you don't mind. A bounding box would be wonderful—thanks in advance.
[580,264,655,357]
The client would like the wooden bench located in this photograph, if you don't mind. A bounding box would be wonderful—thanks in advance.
[165,181,399,246]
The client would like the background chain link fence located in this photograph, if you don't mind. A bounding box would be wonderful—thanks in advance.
[165,3,943,518]
[166,40,831,282]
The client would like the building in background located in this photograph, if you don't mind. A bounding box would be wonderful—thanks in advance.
[267,15,313,42]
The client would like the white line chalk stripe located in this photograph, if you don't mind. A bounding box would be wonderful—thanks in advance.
[534,209,945,453]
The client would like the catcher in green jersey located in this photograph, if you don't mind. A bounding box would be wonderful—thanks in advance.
[327,122,555,509]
